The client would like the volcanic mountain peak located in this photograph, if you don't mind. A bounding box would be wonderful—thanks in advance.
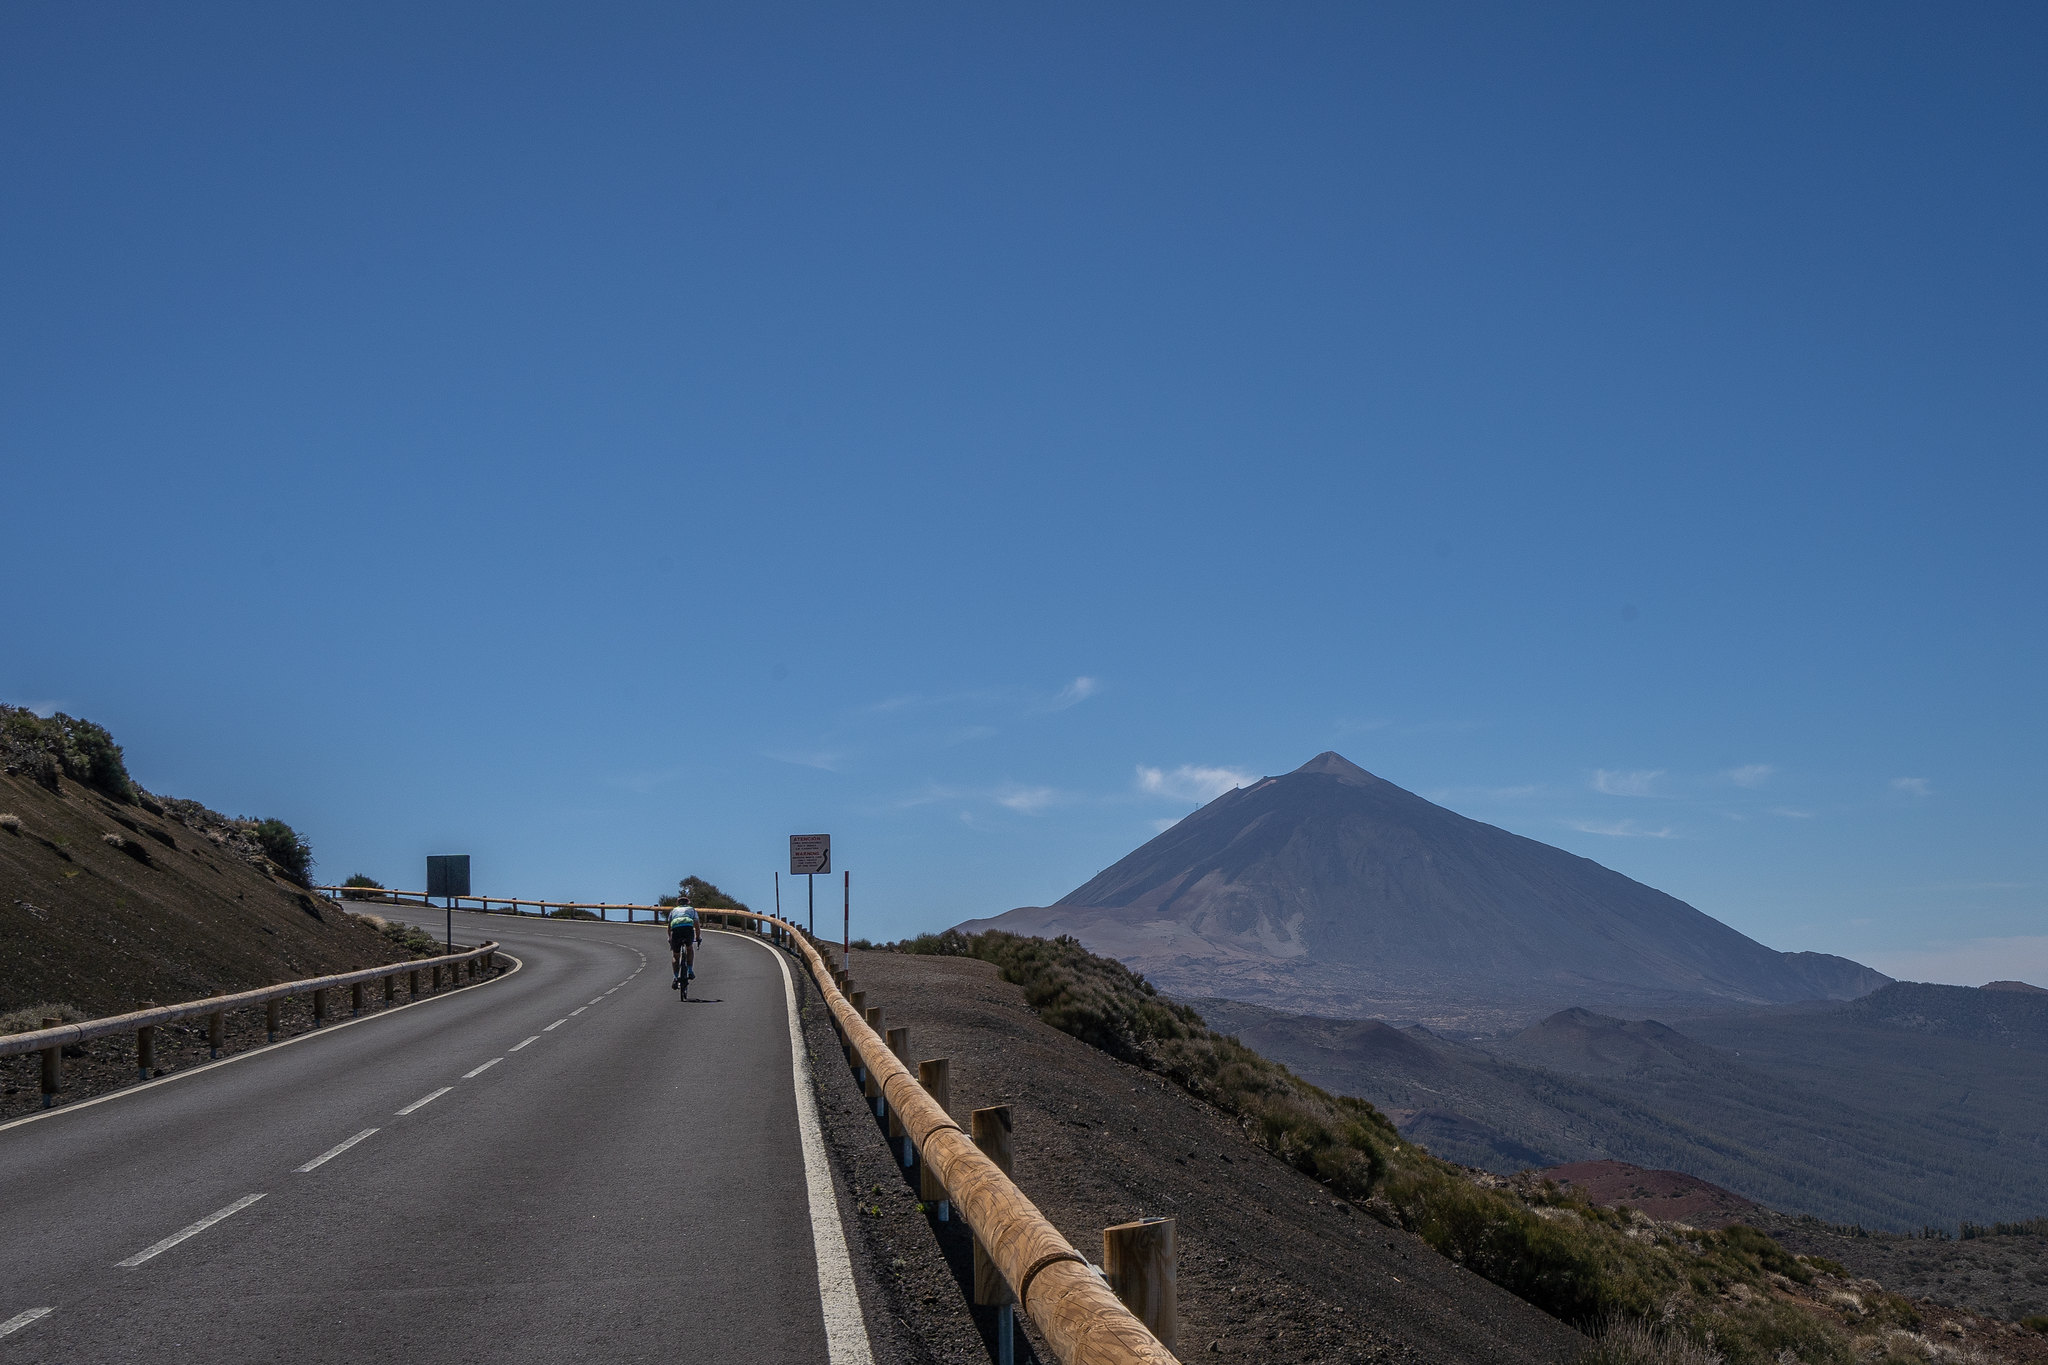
[959,750,1887,1028]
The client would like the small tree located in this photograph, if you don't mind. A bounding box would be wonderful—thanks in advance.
[251,818,314,886]
[658,875,749,912]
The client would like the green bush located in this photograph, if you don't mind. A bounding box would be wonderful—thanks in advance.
[373,918,442,955]
[2024,1315,2048,1335]
[249,818,313,885]
[549,906,599,920]
[0,705,135,801]
[341,874,385,901]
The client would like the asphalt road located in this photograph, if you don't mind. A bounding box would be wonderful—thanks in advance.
[0,911,869,1364]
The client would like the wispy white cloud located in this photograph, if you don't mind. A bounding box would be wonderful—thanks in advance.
[1566,818,1677,839]
[1726,764,1776,788]
[1592,768,1665,797]
[1048,676,1099,710]
[1859,934,2048,988]
[1136,763,1255,804]
[1891,777,1932,797]
[994,785,1061,815]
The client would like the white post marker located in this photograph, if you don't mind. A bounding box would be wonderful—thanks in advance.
[117,1194,266,1267]
[296,1128,379,1172]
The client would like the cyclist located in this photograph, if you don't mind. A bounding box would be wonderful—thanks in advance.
[668,896,701,996]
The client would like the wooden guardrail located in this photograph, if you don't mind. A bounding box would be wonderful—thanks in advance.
[0,940,500,1107]
[308,888,1178,1362]
[764,913,1180,1365]
[316,887,676,920]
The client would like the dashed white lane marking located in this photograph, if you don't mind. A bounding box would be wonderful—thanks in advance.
[510,1036,540,1051]
[0,1308,53,1339]
[543,1019,567,1031]
[296,1128,379,1172]
[589,997,603,1004]
[569,1007,587,1017]
[463,1058,502,1079]
[734,933,875,1365]
[117,1194,266,1267]
[396,1087,451,1115]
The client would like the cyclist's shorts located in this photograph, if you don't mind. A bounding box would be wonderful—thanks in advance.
[669,928,692,952]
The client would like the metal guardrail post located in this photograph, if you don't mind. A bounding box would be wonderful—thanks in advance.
[136,1001,156,1082]
[40,1017,61,1108]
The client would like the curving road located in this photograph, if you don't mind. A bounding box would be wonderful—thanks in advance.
[0,911,870,1364]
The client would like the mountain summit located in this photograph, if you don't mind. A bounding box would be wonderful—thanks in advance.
[958,753,1886,1028]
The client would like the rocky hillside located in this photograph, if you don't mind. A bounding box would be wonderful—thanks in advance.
[0,706,410,1021]
[960,752,1885,1029]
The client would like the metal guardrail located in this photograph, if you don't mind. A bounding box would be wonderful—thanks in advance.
[1,941,501,1106]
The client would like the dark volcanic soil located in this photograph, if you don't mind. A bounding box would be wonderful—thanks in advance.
[811,946,1586,1364]
[0,770,411,1019]
[1540,1160,1758,1229]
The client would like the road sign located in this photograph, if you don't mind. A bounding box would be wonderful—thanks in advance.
[789,834,830,876]
[426,855,471,898]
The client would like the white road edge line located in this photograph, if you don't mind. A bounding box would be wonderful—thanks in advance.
[396,1087,452,1115]
[296,1128,379,1172]
[737,932,875,1365]
[543,1019,567,1031]
[463,1058,502,1079]
[0,951,526,1137]
[510,1036,540,1051]
[116,1193,266,1267]
[0,1308,53,1339]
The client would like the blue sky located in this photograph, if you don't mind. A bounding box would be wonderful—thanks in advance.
[5,3,2043,984]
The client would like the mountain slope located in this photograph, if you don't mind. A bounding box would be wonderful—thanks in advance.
[961,751,1885,1026]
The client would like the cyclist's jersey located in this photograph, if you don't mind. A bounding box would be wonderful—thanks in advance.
[668,907,697,933]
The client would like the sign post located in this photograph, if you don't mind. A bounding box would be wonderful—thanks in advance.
[789,835,830,938]
[426,855,470,952]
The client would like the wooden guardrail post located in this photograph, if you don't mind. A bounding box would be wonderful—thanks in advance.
[847,992,866,1070]
[886,1027,912,1162]
[208,1010,224,1059]
[971,1105,1016,1365]
[136,1001,156,1082]
[40,1017,61,1109]
[408,969,420,998]
[918,1058,951,1218]
[313,987,329,1027]
[383,975,395,1004]
[351,982,365,1016]
[1103,1219,1177,1351]
[265,999,282,1042]
[864,1008,886,1114]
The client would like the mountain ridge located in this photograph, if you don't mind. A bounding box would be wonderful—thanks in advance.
[960,751,1886,1028]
